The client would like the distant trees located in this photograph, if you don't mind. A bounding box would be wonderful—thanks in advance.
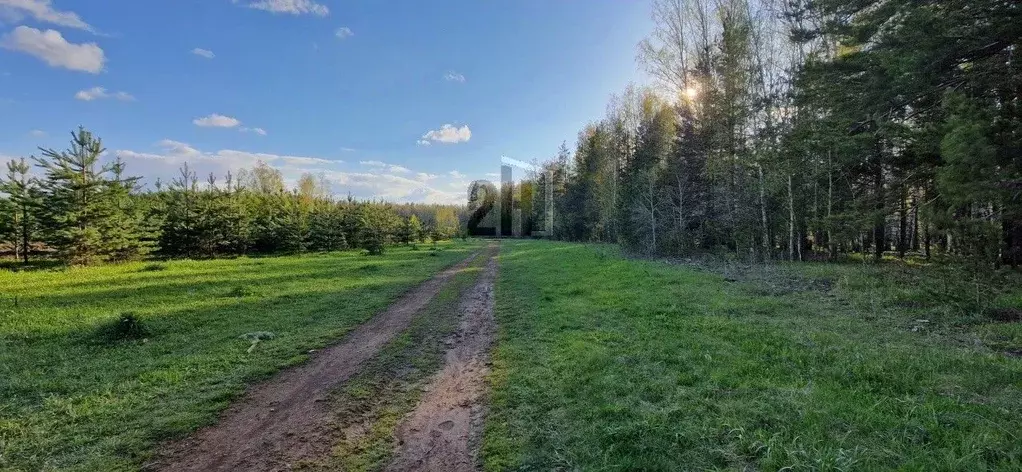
[433,207,461,240]
[0,128,466,265]
[539,0,1022,268]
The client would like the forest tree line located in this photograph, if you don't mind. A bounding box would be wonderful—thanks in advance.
[531,0,1020,266]
[0,128,465,265]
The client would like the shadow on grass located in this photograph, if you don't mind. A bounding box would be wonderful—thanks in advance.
[0,259,66,272]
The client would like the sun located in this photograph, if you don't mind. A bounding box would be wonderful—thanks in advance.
[684,86,699,100]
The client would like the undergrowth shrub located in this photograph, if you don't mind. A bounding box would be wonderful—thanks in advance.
[94,313,150,343]
[225,285,255,297]
[923,264,1005,322]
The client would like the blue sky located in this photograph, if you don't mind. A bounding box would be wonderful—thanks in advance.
[0,0,651,203]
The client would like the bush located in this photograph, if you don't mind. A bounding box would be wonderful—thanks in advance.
[364,237,386,256]
[95,313,150,343]
[225,285,255,297]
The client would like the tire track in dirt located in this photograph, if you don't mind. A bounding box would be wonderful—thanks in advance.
[385,244,499,472]
[149,249,486,472]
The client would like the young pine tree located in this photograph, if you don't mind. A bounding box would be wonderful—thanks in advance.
[357,205,400,255]
[407,214,424,244]
[34,128,115,265]
[97,157,154,261]
[433,207,460,240]
[307,202,348,251]
[0,158,39,264]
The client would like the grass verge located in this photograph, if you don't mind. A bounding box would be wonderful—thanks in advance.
[0,240,482,471]
[484,240,1022,471]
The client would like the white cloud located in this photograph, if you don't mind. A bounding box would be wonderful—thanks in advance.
[360,160,410,174]
[155,139,201,158]
[218,150,335,167]
[241,127,267,136]
[28,129,45,137]
[191,48,215,59]
[193,113,241,128]
[416,139,431,146]
[449,170,466,179]
[115,140,339,177]
[0,26,104,73]
[241,0,328,16]
[444,71,465,83]
[194,115,267,136]
[113,140,467,203]
[321,170,464,204]
[420,124,471,145]
[0,0,92,31]
[335,26,353,39]
[74,86,134,101]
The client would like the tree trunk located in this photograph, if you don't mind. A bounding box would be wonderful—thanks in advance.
[788,174,795,261]
[873,167,884,262]
[676,173,686,252]
[20,205,29,264]
[898,187,907,259]
[650,179,657,253]
[12,211,21,263]
[827,151,836,261]
[612,154,618,242]
[1004,218,1021,268]
[758,165,769,261]
[911,195,919,251]
[924,222,931,260]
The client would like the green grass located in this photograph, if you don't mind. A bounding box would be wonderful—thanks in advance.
[0,240,482,471]
[484,240,1022,471]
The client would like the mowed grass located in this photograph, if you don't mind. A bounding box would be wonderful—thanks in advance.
[485,240,1022,471]
[0,240,482,471]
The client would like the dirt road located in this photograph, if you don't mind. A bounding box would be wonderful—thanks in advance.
[151,246,493,472]
[386,248,499,471]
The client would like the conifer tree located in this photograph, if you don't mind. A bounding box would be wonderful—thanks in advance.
[34,128,118,265]
[97,157,152,261]
[0,158,39,264]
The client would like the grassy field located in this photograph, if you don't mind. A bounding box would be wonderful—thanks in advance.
[0,241,481,471]
[485,240,1022,471]
[5,238,1021,471]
